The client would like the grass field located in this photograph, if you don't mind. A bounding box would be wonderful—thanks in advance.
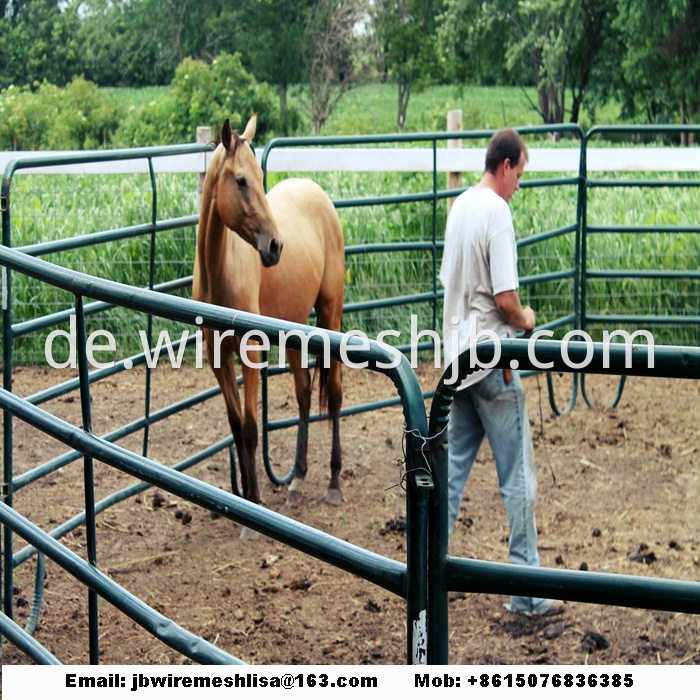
[103,83,622,139]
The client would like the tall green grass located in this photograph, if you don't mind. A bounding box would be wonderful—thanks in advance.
[583,174,699,345]
[4,171,199,364]
[3,146,698,366]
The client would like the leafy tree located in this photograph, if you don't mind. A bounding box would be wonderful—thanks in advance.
[439,0,621,130]
[77,0,166,86]
[0,1,30,20]
[0,0,82,87]
[564,0,621,124]
[373,0,445,131]
[77,0,244,87]
[301,0,376,134]
[436,0,513,86]
[613,0,699,140]
[77,0,315,124]
[231,0,315,116]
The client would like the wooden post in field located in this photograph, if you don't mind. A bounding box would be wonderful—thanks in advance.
[447,110,462,214]
[196,126,212,214]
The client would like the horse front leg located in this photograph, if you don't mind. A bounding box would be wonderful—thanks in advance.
[205,331,260,505]
[238,357,261,505]
[286,349,311,508]
[224,341,262,541]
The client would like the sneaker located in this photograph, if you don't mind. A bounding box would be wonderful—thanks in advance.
[539,599,566,616]
[504,599,566,616]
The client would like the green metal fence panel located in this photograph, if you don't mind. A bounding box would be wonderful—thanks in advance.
[581,125,700,408]
[0,243,431,664]
[1,124,698,665]
[427,338,700,663]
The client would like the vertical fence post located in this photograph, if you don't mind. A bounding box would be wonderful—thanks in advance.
[447,110,463,214]
[75,295,100,664]
[2,175,14,628]
[197,126,212,214]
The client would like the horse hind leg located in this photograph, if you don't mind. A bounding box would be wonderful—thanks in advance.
[314,293,344,505]
[286,349,312,508]
[324,358,343,504]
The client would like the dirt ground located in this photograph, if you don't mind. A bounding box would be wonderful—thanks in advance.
[1,362,699,666]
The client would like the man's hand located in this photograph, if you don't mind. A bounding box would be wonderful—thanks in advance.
[521,305,536,332]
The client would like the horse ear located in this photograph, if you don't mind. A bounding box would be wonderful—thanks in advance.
[242,114,258,142]
[221,119,232,151]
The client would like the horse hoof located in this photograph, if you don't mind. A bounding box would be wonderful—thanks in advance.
[325,488,343,505]
[240,526,261,541]
[286,477,304,508]
[286,488,303,508]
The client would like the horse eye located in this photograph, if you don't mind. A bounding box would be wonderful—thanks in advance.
[236,177,247,188]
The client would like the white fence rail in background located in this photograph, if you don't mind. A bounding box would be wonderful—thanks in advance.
[1,146,700,177]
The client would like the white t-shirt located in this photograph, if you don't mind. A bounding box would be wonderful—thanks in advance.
[440,186,519,388]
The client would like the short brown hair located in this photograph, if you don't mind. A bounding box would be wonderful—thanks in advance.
[485,129,528,174]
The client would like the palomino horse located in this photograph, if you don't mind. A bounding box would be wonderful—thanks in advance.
[193,115,344,523]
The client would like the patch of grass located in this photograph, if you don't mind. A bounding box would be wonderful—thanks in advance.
[100,86,172,111]
[292,83,622,136]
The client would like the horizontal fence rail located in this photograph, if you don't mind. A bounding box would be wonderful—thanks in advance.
[3,146,700,176]
[580,124,700,407]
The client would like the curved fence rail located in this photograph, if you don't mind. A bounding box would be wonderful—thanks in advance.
[0,245,431,664]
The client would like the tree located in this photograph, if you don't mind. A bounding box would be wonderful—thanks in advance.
[436,0,512,87]
[77,0,160,86]
[231,0,314,116]
[77,0,240,87]
[0,0,82,87]
[301,0,375,135]
[373,0,444,131]
[1,1,30,19]
[492,0,619,127]
[613,0,699,141]
[564,0,621,124]
[439,0,621,130]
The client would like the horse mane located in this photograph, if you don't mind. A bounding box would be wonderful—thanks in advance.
[231,131,245,155]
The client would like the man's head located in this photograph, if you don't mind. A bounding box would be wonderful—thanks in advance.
[484,129,528,203]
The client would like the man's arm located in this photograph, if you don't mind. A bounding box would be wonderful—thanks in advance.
[495,290,536,332]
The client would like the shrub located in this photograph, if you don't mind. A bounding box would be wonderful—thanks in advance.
[114,92,178,148]
[169,53,281,143]
[116,52,299,147]
[0,77,124,150]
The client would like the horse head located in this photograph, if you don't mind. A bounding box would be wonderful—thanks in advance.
[215,115,284,268]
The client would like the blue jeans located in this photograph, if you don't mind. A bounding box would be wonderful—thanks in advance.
[447,369,552,614]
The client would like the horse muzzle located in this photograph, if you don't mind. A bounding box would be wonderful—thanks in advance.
[259,238,283,268]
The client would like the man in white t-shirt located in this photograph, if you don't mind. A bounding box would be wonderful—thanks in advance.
[440,128,564,616]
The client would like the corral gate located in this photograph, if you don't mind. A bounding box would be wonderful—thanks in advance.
[1,125,699,664]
